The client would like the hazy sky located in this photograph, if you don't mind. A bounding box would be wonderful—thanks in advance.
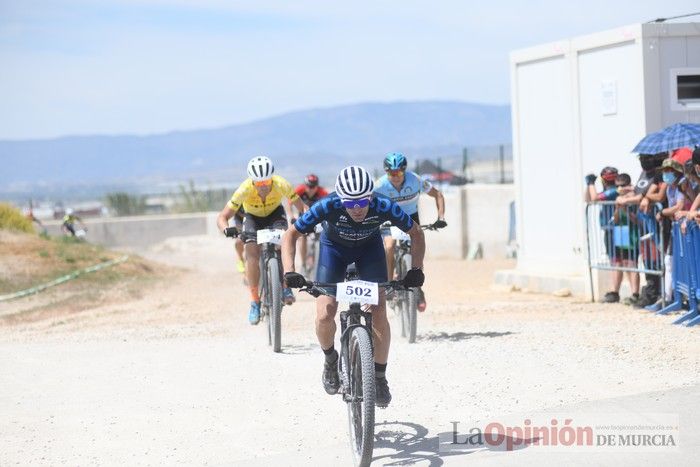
[1,0,698,139]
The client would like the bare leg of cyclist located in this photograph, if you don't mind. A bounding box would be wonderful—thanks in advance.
[244,243,261,297]
[383,236,396,280]
[371,291,390,364]
[316,295,338,348]
[317,295,340,394]
[244,242,262,324]
[235,238,245,273]
[372,291,392,407]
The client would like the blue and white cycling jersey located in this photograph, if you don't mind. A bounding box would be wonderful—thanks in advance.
[374,171,433,215]
[294,192,413,248]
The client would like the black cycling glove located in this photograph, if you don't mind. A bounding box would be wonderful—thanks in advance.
[223,227,239,237]
[585,174,597,186]
[403,268,425,287]
[284,272,307,288]
[433,219,447,229]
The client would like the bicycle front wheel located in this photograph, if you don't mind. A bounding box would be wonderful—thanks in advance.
[346,327,375,467]
[267,259,283,353]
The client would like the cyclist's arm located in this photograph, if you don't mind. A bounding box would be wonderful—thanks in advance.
[425,187,445,220]
[216,205,238,233]
[291,197,307,216]
[282,225,303,273]
[407,222,425,269]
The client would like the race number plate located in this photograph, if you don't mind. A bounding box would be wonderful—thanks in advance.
[336,280,379,305]
[257,229,284,245]
[390,226,410,241]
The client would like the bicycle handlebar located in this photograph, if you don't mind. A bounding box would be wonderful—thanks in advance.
[298,279,409,298]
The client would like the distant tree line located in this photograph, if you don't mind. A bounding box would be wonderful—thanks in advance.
[104,181,231,217]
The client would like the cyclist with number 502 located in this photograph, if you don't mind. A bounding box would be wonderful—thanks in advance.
[282,165,426,407]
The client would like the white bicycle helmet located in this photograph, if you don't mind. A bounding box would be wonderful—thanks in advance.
[335,166,374,199]
[247,156,274,181]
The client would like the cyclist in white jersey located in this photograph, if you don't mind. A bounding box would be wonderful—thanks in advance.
[374,152,446,311]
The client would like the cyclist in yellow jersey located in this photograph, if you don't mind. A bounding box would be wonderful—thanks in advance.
[216,156,308,324]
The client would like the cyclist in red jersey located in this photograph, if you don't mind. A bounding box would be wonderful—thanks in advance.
[294,174,329,206]
[289,174,329,273]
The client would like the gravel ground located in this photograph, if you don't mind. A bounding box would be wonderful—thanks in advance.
[1,235,698,466]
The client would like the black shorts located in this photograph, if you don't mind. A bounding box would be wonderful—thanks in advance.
[233,208,245,230]
[241,205,288,244]
[316,232,387,283]
[613,247,636,263]
[409,212,420,225]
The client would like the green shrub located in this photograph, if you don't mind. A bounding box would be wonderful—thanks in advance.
[0,203,34,233]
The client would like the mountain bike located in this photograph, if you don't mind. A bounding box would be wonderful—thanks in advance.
[225,227,286,352]
[382,223,438,343]
[298,274,407,467]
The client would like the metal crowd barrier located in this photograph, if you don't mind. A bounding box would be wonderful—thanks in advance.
[657,221,700,327]
[585,201,665,304]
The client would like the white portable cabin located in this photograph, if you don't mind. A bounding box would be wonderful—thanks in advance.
[506,22,700,293]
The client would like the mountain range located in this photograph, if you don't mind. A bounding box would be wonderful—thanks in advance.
[1,100,511,199]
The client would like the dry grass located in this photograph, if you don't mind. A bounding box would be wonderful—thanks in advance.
[0,229,173,324]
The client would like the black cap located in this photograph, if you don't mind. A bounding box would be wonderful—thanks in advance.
[693,146,700,165]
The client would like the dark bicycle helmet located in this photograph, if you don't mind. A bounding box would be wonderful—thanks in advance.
[304,174,319,187]
[383,152,408,171]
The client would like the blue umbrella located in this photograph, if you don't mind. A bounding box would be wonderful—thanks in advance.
[632,123,700,154]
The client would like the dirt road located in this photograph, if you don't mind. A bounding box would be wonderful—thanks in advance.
[1,235,699,465]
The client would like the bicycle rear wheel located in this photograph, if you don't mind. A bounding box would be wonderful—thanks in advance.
[267,259,282,353]
[346,327,375,467]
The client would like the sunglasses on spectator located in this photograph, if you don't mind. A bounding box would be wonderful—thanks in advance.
[386,169,404,176]
[253,179,272,187]
[341,197,371,209]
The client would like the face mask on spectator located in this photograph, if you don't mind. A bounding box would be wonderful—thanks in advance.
[662,172,677,184]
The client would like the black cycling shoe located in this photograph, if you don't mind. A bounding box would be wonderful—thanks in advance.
[322,356,340,395]
[375,376,392,408]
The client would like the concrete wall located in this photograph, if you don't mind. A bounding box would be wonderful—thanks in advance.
[44,212,220,248]
[45,185,514,260]
[419,184,514,260]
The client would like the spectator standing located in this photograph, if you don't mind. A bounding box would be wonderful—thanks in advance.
[611,173,640,305]
[656,158,688,304]
[616,152,667,308]
[584,166,621,302]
